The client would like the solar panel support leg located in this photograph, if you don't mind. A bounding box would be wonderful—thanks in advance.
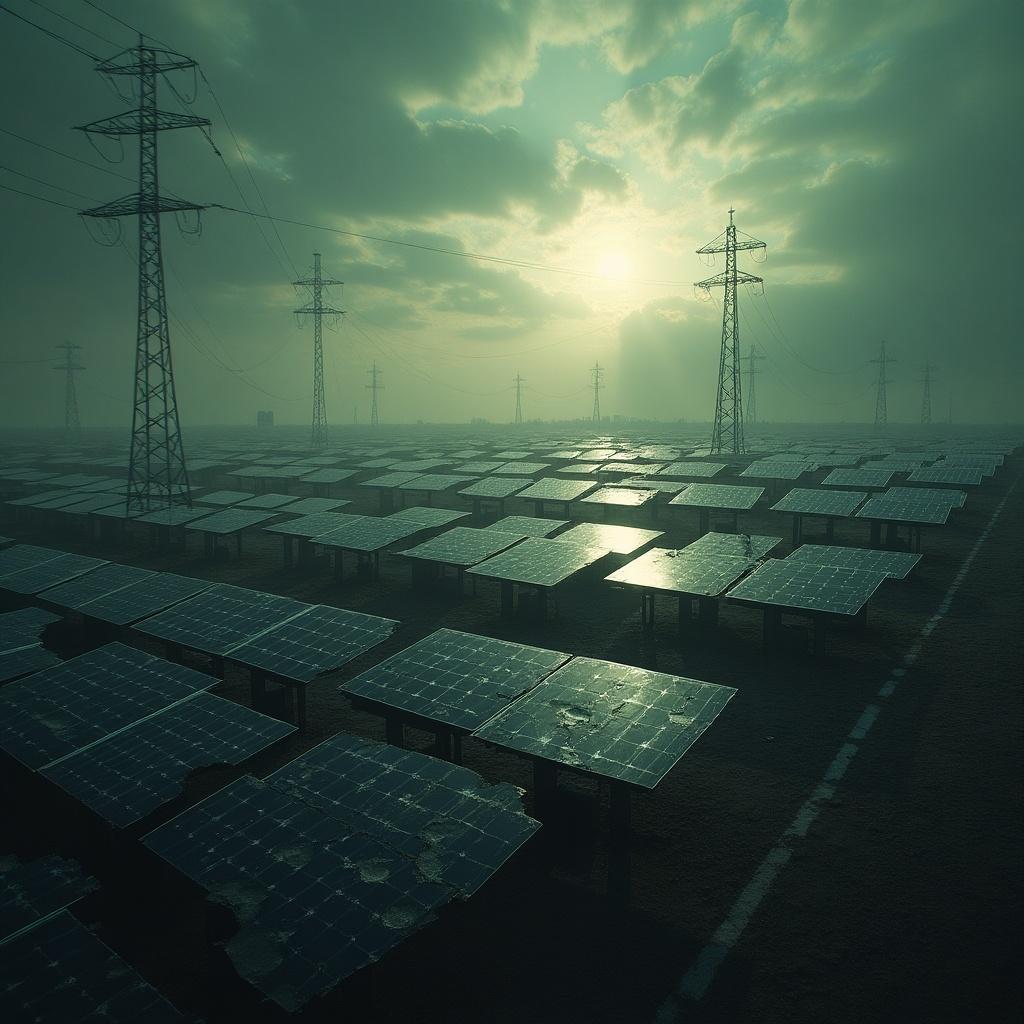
[792,515,802,546]
[641,592,654,631]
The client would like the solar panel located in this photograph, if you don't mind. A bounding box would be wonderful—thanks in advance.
[277,496,351,514]
[580,486,658,508]
[387,506,471,528]
[0,643,216,770]
[129,506,209,527]
[0,911,189,1022]
[1,553,108,596]
[263,511,365,538]
[727,559,886,615]
[556,461,603,475]
[0,607,61,652]
[458,476,532,499]
[682,531,783,560]
[614,477,686,495]
[359,471,425,489]
[234,493,300,510]
[888,485,966,508]
[194,489,254,506]
[76,572,214,626]
[454,460,506,474]
[494,461,550,476]
[906,466,983,486]
[473,657,736,788]
[56,494,126,516]
[821,467,894,488]
[342,628,570,730]
[0,645,63,684]
[299,468,357,484]
[669,483,763,511]
[0,544,64,577]
[600,461,663,475]
[786,544,921,580]
[397,473,478,492]
[314,516,427,552]
[740,460,815,480]
[144,733,538,1009]
[0,855,97,943]
[468,537,609,588]
[770,487,867,517]
[606,548,755,596]
[855,494,952,526]
[41,691,296,827]
[226,604,398,682]
[39,563,155,610]
[580,448,616,460]
[553,522,662,555]
[397,527,527,567]
[186,508,281,535]
[134,584,306,657]
[515,477,598,502]
[658,461,725,478]
[488,515,568,537]
[387,459,453,472]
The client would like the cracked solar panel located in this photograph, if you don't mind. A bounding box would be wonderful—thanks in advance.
[314,516,427,552]
[786,544,921,580]
[683,531,783,560]
[669,483,764,511]
[727,559,886,615]
[397,527,527,567]
[468,537,609,588]
[186,508,281,535]
[0,607,61,652]
[41,691,296,828]
[387,506,471,528]
[1,553,109,596]
[342,628,570,730]
[553,522,663,555]
[39,563,155,610]
[821,467,894,488]
[0,645,63,684]
[556,462,603,476]
[0,911,189,1022]
[0,545,64,577]
[144,733,538,1009]
[75,573,214,626]
[615,478,686,495]
[658,461,726,479]
[770,487,867,517]
[580,486,659,508]
[606,548,755,597]
[263,512,365,538]
[0,855,98,943]
[458,476,532,499]
[515,477,598,502]
[488,515,568,537]
[0,643,216,770]
[227,604,398,682]
[474,657,736,788]
[134,584,306,656]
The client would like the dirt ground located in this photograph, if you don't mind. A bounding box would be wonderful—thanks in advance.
[2,427,1021,1024]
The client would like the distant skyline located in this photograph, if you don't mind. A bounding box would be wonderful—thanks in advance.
[1,0,1021,429]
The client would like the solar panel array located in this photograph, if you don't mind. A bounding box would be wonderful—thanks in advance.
[581,486,658,507]
[786,544,921,580]
[727,559,887,616]
[397,527,527,567]
[468,537,610,588]
[669,483,764,511]
[314,516,428,552]
[263,511,364,538]
[459,476,533,499]
[38,563,155,611]
[683,531,783,560]
[1,552,108,596]
[770,487,867,517]
[489,515,568,537]
[515,477,598,502]
[658,461,725,479]
[0,854,98,943]
[906,466,983,486]
[0,645,63,684]
[0,607,60,651]
[554,522,663,555]
[186,508,281,535]
[606,547,756,597]
[821,467,894,489]
[75,572,213,626]
[387,506,471,528]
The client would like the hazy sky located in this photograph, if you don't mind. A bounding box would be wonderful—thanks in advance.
[1,0,1021,429]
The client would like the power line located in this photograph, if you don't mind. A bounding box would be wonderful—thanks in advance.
[0,162,98,202]
[0,181,80,210]
[0,3,99,58]
[0,125,137,184]
[25,0,117,46]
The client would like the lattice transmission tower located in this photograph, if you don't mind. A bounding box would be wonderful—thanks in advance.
[78,37,208,511]
[743,343,765,426]
[513,373,524,424]
[920,361,935,425]
[591,361,604,422]
[696,208,766,455]
[54,342,84,441]
[367,362,383,427]
[294,253,344,447]
[869,340,896,428]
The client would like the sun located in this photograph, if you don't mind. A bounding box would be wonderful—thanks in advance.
[596,249,631,279]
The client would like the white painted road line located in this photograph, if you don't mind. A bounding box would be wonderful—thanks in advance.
[655,477,1019,1022]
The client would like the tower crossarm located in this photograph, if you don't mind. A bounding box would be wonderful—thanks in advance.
[95,48,198,75]
[80,193,207,218]
[75,110,211,135]
[294,276,345,288]
[294,304,345,316]
[695,269,764,290]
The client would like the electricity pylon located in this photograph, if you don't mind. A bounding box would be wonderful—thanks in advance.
[367,362,383,427]
[294,253,344,447]
[743,343,765,426]
[920,361,935,425]
[78,37,208,511]
[869,340,895,428]
[53,343,84,441]
[591,361,604,422]
[513,373,524,424]
[696,208,765,455]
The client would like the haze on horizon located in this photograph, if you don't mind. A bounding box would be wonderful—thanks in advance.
[1,0,1021,431]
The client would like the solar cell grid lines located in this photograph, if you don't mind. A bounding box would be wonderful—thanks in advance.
[606,548,755,597]
[227,604,398,682]
[0,607,61,651]
[468,537,610,588]
[0,544,64,577]
[1,553,109,596]
[0,854,98,942]
[727,559,887,616]
[397,474,479,492]
[342,628,570,730]
[494,461,550,475]
[236,493,301,509]
[129,506,209,527]
[37,563,155,611]
[888,485,966,508]
[397,527,528,567]
[581,486,658,507]
[454,460,507,474]
[388,506,471,528]
[556,462,603,475]
[615,477,686,494]
[488,515,568,537]
[0,911,189,1022]
[299,468,358,484]
[821,467,894,488]
[458,476,532,499]
[315,516,427,552]
[41,691,296,827]
[186,508,282,535]
[194,489,256,506]
[770,487,868,517]
[855,494,953,526]
[263,511,365,538]
[0,645,63,684]
[55,494,126,515]
[516,477,598,502]
[786,544,921,580]
[600,462,664,475]
[554,522,663,555]
[907,466,983,486]
[359,471,426,489]
[0,643,215,770]
[76,573,214,626]
[683,531,783,560]
[658,461,726,479]
[134,584,307,656]
[276,496,351,515]
[387,459,453,472]
[669,483,764,510]
[473,657,737,788]
[740,461,816,480]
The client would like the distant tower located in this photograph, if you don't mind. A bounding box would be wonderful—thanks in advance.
[920,361,935,425]
[367,362,383,427]
[294,253,344,447]
[743,343,765,426]
[78,37,209,511]
[513,373,524,424]
[591,361,604,422]
[696,208,766,455]
[53,343,84,441]
[869,340,895,428]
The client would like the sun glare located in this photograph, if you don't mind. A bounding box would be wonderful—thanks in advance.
[596,249,631,279]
